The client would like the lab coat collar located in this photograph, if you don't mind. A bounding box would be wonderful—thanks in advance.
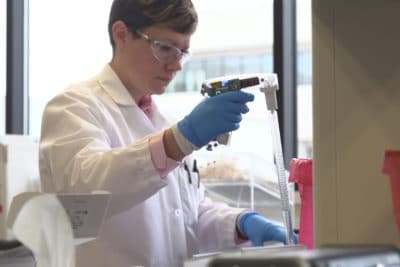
[97,64,136,106]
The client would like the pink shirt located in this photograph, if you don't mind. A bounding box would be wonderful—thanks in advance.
[138,95,179,177]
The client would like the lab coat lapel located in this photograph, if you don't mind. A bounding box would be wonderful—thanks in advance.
[97,64,170,136]
[97,64,136,106]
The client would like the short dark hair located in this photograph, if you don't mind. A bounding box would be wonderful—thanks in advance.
[108,0,198,50]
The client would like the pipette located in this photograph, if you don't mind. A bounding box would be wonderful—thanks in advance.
[201,74,261,145]
[260,74,295,245]
[201,73,295,245]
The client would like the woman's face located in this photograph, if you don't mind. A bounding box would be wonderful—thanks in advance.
[111,22,193,102]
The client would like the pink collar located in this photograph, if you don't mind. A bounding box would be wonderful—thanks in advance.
[138,95,153,117]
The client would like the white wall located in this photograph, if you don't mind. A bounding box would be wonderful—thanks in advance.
[313,0,400,246]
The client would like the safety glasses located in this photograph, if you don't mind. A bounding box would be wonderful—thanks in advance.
[136,30,191,65]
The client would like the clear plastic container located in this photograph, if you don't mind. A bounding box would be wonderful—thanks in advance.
[195,148,295,226]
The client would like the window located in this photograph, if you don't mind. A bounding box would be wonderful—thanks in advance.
[0,1,6,135]
[28,0,113,137]
[296,0,313,158]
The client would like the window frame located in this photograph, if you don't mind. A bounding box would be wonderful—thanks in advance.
[6,0,29,134]
[274,0,298,168]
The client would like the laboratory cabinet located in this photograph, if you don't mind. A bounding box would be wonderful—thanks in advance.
[313,0,400,246]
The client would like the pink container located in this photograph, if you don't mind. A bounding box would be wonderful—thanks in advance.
[381,150,400,235]
[289,158,313,249]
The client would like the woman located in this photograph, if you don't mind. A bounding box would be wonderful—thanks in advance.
[39,1,296,266]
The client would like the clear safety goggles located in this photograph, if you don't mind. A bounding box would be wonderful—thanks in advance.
[136,30,191,65]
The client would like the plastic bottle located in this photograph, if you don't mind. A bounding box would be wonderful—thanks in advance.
[288,158,313,249]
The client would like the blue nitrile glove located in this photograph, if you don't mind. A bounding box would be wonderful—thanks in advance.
[239,212,298,246]
[177,91,254,148]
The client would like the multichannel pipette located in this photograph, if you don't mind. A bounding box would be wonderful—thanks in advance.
[201,73,295,245]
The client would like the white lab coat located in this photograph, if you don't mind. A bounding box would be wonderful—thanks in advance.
[39,64,245,267]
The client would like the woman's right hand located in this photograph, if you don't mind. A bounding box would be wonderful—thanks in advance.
[177,91,254,148]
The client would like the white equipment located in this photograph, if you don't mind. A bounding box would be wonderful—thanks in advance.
[205,246,400,267]
[0,135,40,240]
[0,135,111,266]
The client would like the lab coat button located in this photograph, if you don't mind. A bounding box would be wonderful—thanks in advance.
[174,209,181,217]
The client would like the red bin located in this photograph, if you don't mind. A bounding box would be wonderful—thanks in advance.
[382,150,400,235]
